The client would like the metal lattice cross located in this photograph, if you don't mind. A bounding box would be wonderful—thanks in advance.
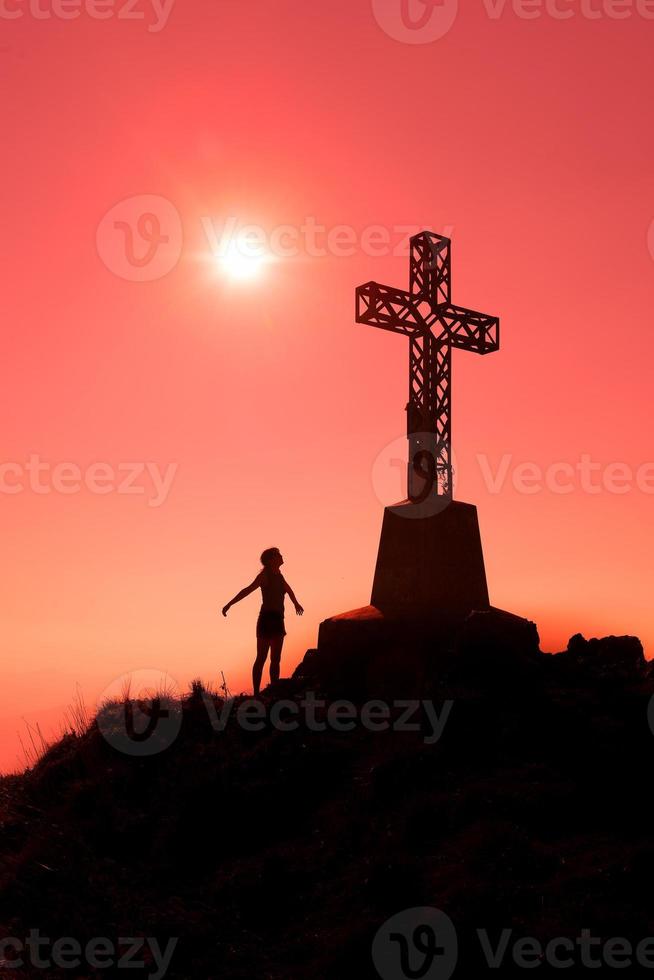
[356,231,500,501]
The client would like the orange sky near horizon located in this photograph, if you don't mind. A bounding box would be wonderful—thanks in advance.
[1,0,654,772]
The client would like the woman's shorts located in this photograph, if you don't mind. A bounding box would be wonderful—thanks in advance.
[256,609,286,639]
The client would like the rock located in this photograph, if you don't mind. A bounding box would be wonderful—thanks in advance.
[565,633,646,679]
[293,648,319,681]
[448,608,542,687]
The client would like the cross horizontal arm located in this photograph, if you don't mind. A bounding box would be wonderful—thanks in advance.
[435,304,500,354]
[356,281,425,336]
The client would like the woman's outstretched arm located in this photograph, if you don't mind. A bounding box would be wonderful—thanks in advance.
[284,579,304,616]
[222,574,262,616]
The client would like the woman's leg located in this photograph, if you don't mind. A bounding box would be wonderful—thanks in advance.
[253,637,270,696]
[269,635,284,686]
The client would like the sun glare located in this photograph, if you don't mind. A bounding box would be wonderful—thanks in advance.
[215,239,269,281]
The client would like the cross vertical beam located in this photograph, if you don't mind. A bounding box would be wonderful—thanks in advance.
[410,232,451,306]
[356,230,499,503]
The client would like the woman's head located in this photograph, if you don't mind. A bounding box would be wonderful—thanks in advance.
[260,547,283,569]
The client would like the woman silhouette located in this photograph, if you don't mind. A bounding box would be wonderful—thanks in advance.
[222,548,303,696]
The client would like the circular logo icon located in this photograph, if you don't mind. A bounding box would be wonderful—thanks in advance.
[96,669,182,757]
[96,195,182,282]
[647,694,654,738]
[371,0,459,44]
[372,907,458,980]
[371,433,459,518]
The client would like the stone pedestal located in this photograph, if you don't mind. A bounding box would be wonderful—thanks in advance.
[313,499,492,680]
[371,499,489,625]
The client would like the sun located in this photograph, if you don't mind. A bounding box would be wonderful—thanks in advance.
[215,238,269,281]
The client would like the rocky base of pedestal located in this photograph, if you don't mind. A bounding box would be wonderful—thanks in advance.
[294,605,541,699]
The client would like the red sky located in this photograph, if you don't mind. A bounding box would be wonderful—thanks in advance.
[1,0,653,771]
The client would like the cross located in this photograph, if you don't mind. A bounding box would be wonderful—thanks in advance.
[356,230,499,502]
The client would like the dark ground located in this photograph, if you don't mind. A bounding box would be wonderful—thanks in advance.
[1,611,654,978]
